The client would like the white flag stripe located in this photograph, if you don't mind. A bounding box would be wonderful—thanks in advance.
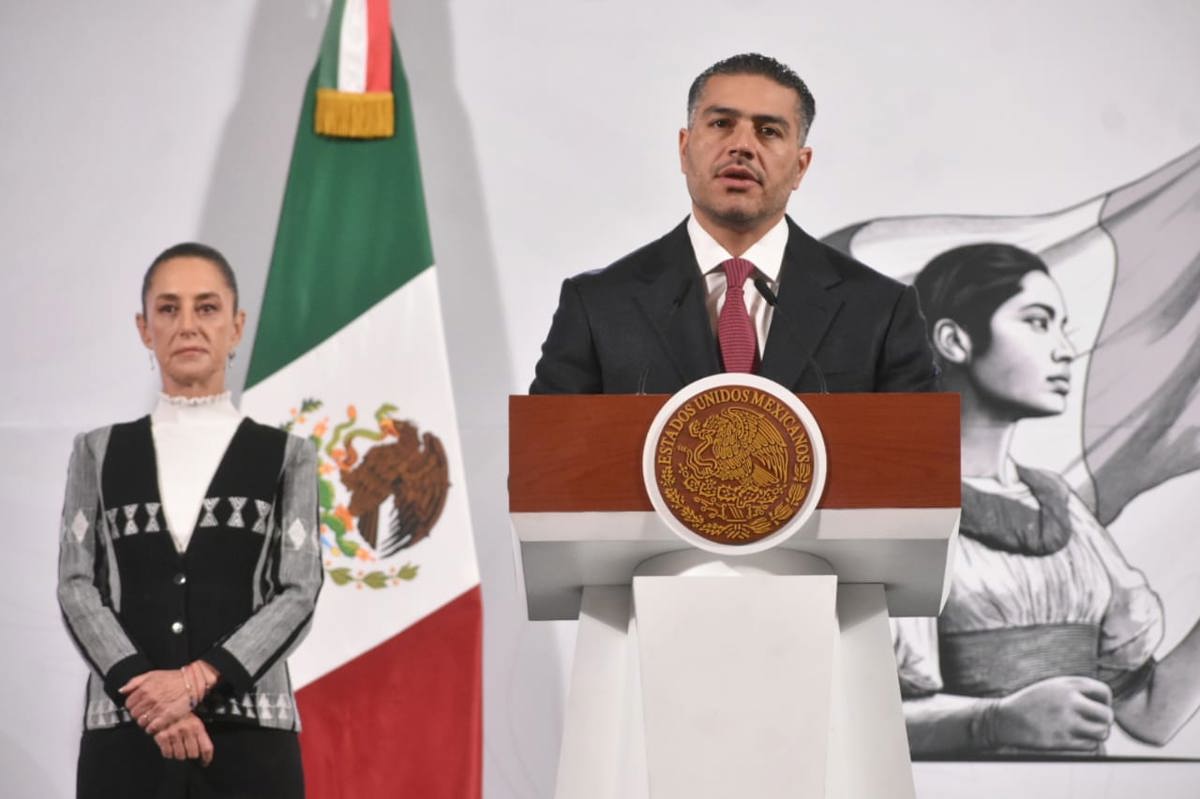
[242,268,479,687]
[337,0,369,93]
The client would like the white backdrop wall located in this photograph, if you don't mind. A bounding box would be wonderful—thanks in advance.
[3,1,1199,797]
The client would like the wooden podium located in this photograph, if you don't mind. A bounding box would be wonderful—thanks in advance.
[510,392,959,799]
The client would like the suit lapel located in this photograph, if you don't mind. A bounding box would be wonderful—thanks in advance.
[760,219,844,389]
[633,221,720,385]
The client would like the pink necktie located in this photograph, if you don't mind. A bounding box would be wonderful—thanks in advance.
[718,258,759,374]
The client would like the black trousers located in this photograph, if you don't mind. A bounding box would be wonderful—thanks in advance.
[77,723,304,799]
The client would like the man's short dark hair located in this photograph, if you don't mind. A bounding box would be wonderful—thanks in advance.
[141,241,239,315]
[687,53,816,142]
[913,243,1049,361]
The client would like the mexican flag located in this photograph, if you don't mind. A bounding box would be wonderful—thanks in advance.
[240,2,482,796]
[822,144,1200,530]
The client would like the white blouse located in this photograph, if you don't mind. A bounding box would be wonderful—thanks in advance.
[893,475,1164,696]
[150,392,243,552]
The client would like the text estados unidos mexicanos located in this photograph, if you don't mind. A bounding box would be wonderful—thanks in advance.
[656,388,811,466]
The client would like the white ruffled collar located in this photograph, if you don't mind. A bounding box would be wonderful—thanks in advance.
[152,391,242,425]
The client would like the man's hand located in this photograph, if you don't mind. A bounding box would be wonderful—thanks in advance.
[992,676,1114,750]
[153,713,214,766]
[120,670,191,734]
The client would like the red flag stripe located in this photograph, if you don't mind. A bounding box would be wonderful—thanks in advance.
[296,586,482,798]
[365,0,392,93]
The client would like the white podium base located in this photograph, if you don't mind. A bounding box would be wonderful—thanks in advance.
[554,556,915,799]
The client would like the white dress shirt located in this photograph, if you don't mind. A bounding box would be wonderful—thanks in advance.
[687,214,789,356]
[150,391,244,553]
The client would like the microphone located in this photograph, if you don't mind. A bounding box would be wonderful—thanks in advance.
[636,277,695,394]
[753,277,828,394]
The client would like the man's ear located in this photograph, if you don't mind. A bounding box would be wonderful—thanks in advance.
[932,318,972,365]
[678,127,690,174]
[792,146,813,190]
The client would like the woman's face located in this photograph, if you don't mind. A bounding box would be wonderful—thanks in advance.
[968,270,1076,419]
[136,256,245,397]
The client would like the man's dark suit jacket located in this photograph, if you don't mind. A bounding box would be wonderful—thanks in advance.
[530,217,937,394]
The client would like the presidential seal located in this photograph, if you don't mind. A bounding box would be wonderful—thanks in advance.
[643,375,826,554]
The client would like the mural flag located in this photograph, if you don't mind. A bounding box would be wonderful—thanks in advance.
[242,3,482,796]
[1073,147,1200,525]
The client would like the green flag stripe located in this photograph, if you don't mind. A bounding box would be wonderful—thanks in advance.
[246,39,433,388]
[316,0,346,90]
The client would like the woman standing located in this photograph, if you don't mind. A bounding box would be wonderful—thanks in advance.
[894,242,1200,756]
[57,243,322,797]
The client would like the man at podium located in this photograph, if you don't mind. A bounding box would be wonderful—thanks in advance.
[530,52,937,395]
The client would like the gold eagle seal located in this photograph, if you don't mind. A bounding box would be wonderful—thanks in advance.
[652,384,817,546]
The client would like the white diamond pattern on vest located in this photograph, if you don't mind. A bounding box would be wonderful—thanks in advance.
[123,504,139,536]
[71,510,89,543]
[253,499,271,533]
[200,498,220,528]
[144,502,161,532]
[286,518,307,550]
[228,496,247,528]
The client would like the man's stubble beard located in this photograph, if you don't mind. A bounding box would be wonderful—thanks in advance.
[697,197,775,234]
[696,189,768,230]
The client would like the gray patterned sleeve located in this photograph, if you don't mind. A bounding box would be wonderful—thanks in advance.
[57,430,154,703]
[200,435,323,692]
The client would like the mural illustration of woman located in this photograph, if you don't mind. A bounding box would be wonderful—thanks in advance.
[892,242,1200,757]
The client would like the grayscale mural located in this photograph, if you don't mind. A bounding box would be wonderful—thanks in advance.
[825,146,1200,759]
